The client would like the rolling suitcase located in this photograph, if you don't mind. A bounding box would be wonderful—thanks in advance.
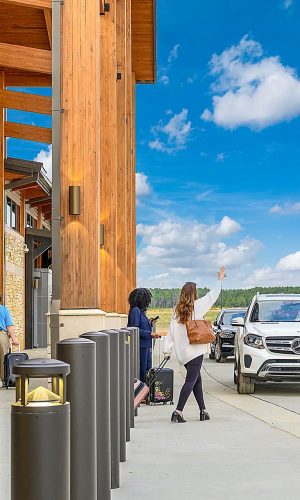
[3,348,29,389]
[134,356,171,409]
[148,358,174,405]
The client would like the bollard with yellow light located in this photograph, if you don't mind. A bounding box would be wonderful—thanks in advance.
[11,358,70,500]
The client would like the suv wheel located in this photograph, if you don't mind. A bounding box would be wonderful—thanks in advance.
[233,359,238,384]
[215,341,225,363]
[237,361,255,394]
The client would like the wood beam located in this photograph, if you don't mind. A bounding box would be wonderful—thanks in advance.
[5,72,51,87]
[5,122,52,143]
[60,0,101,309]
[30,197,51,207]
[100,0,118,312]
[0,72,4,299]
[0,89,51,115]
[0,0,51,8]
[44,8,52,49]
[100,0,105,14]
[20,194,26,237]
[0,43,51,74]
[36,207,43,267]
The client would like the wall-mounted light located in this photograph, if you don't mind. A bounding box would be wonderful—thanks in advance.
[100,224,105,247]
[69,186,80,215]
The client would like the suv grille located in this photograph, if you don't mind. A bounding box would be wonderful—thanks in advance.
[266,336,300,355]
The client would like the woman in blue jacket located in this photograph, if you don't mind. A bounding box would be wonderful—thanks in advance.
[128,288,160,382]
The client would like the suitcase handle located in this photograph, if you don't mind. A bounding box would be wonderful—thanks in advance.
[148,356,170,388]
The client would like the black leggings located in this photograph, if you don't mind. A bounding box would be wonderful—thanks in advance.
[177,355,205,412]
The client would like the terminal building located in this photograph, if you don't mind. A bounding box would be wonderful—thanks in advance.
[0,0,156,351]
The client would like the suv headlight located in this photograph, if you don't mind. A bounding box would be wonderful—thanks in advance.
[244,334,265,349]
[219,331,234,339]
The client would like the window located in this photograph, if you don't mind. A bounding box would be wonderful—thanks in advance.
[5,197,20,232]
[26,213,37,229]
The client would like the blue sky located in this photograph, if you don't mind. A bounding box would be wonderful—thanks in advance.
[7,0,300,290]
[135,0,300,289]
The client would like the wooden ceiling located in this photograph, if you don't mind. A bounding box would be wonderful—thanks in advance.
[0,0,156,87]
[132,0,156,83]
[0,1,51,86]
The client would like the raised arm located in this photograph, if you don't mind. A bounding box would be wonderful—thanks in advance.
[194,267,225,318]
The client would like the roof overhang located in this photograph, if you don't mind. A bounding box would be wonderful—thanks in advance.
[132,0,156,84]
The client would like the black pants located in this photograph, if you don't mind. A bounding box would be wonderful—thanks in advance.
[177,355,205,412]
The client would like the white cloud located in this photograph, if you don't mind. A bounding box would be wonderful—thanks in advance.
[168,44,180,64]
[137,216,261,287]
[149,109,192,154]
[283,0,293,8]
[216,152,226,162]
[34,145,52,181]
[159,44,180,85]
[246,250,300,286]
[136,172,151,197]
[160,75,170,85]
[277,251,300,271]
[201,35,300,130]
[270,202,300,215]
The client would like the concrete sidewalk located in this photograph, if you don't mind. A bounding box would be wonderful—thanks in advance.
[2,350,300,500]
[113,356,300,500]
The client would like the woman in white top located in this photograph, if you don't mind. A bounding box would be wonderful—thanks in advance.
[163,266,225,423]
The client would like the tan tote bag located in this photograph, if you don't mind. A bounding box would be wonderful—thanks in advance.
[186,311,215,345]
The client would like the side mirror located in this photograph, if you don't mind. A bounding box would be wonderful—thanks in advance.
[213,320,218,326]
[231,317,245,327]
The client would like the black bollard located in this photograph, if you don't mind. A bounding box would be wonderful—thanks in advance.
[81,332,111,500]
[11,359,70,500]
[101,330,120,489]
[56,338,97,500]
[125,340,131,442]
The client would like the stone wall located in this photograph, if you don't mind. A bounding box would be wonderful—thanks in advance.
[5,227,25,349]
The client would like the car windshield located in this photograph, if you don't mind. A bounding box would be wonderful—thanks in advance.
[251,300,300,322]
[221,311,246,325]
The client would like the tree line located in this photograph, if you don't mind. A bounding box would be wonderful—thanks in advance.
[150,286,300,309]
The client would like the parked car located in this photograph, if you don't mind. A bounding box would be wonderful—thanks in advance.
[209,308,247,362]
[234,293,300,394]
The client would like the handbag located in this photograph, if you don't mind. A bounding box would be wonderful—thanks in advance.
[186,311,215,345]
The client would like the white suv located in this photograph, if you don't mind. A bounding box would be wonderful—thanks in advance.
[233,293,300,394]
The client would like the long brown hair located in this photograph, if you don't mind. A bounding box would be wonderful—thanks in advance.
[175,282,197,324]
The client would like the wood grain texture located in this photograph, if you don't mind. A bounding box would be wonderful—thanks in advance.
[100,0,118,312]
[60,0,101,309]
[0,72,4,299]
[43,8,52,49]
[0,0,51,8]
[5,121,51,143]
[131,72,137,289]
[125,0,133,298]
[131,0,155,82]
[0,42,51,73]
[0,4,50,50]
[4,71,51,86]
[0,89,51,114]
[115,0,127,313]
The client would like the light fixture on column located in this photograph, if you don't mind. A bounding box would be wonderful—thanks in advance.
[100,224,105,247]
[69,186,80,215]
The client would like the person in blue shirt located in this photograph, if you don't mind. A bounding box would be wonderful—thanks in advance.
[128,288,160,382]
[0,296,19,384]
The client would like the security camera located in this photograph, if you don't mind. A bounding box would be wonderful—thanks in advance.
[23,244,29,254]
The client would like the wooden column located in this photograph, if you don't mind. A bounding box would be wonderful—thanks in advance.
[100,0,118,312]
[125,0,133,298]
[131,72,137,290]
[0,72,4,300]
[116,0,127,313]
[60,0,101,309]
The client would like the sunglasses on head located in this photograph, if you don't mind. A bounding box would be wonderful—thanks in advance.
[185,281,196,286]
